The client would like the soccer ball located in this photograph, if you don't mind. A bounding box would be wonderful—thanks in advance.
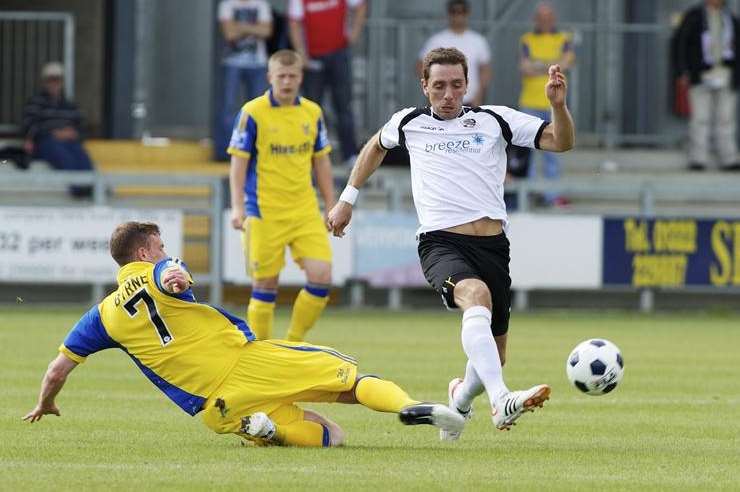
[566,339,624,396]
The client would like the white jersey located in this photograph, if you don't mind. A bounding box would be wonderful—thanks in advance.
[379,106,547,234]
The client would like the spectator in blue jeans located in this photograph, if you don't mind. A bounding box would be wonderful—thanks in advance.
[22,62,95,198]
[215,0,273,161]
[287,0,367,166]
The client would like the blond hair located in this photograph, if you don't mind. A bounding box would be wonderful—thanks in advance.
[268,49,303,70]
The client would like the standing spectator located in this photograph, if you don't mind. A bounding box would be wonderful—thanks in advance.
[287,0,366,166]
[215,0,273,161]
[22,62,95,198]
[416,0,491,107]
[518,1,575,207]
[675,0,740,171]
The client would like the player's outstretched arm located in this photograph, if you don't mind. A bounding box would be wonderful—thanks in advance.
[23,353,78,423]
[538,64,575,152]
[327,130,387,237]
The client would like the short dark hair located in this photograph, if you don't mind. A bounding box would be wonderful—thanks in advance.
[422,47,469,83]
[447,0,469,13]
[109,222,160,267]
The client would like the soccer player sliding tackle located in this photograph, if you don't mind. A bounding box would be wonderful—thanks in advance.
[328,48,575,438]
[23,222,464,447]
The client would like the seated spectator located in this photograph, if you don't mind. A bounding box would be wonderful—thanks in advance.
[22,62,95,197]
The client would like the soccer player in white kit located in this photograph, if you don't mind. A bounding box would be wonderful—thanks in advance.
[327,47,575,439]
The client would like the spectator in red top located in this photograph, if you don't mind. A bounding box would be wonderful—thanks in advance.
[288,0,367,166]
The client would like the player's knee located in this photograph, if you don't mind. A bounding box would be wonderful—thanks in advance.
[307,266,331,285]
[253,277,279,290]
[455,279,491,309]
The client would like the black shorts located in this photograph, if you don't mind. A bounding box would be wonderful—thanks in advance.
[417,230,511,336]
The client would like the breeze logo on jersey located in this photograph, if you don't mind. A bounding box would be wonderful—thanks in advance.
[379,105,548,234]
[424,134,485,154]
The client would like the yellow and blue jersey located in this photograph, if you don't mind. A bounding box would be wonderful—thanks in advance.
[227,89,332,219]
[59,258,255,416]
[519,30,573,110]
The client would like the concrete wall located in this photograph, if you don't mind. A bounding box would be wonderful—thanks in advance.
[146,0,214,138]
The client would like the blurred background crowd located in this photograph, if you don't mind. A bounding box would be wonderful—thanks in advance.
[3,0,740,310]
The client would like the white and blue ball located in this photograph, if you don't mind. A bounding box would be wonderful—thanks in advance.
[566,339,624,396]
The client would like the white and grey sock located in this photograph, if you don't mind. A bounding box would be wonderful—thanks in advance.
[460,305,509,407]
[453,360,484,413]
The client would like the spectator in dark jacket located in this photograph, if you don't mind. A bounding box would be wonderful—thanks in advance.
[22,62,96,183]
[675,0,740,171]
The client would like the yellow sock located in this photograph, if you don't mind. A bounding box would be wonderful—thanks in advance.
[355,377,420,413]
[247,297,275,340]
[286,288,329,341]
[273,420,330,447]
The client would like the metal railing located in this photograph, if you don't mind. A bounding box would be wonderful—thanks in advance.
[0,170,225,305]
[3,168,740,311]
[356,18,682,148]
[0,11,75,134]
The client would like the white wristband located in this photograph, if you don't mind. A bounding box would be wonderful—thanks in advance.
[339,185,359,205]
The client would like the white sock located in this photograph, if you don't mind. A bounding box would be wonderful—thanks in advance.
[460,306,509,407]
[453,360,484,412]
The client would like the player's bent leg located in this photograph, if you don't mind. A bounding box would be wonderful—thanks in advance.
[303,409,345,446]
[349,375,419,412]
[238,405,342,448]
[248,277,279,340]
[455,283,509,404]
[287,259,331,341]
[453,278,492,311]
[342,375,466,437]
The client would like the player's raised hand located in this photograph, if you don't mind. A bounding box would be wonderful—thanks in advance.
[545,64,567,108]
[230,208,246,230]
[23,403,60,423]
[326,201,352,238]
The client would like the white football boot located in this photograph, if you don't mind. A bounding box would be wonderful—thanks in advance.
[399,403,465,437]
[240,412,277,440]
[440,378,474,441]
[491,384,550,431]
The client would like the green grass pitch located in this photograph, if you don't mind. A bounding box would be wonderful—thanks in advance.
[2,306,739,491]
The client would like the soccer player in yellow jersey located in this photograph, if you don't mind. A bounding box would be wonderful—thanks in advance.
[23,222,464,447]
[228,49,334,341]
